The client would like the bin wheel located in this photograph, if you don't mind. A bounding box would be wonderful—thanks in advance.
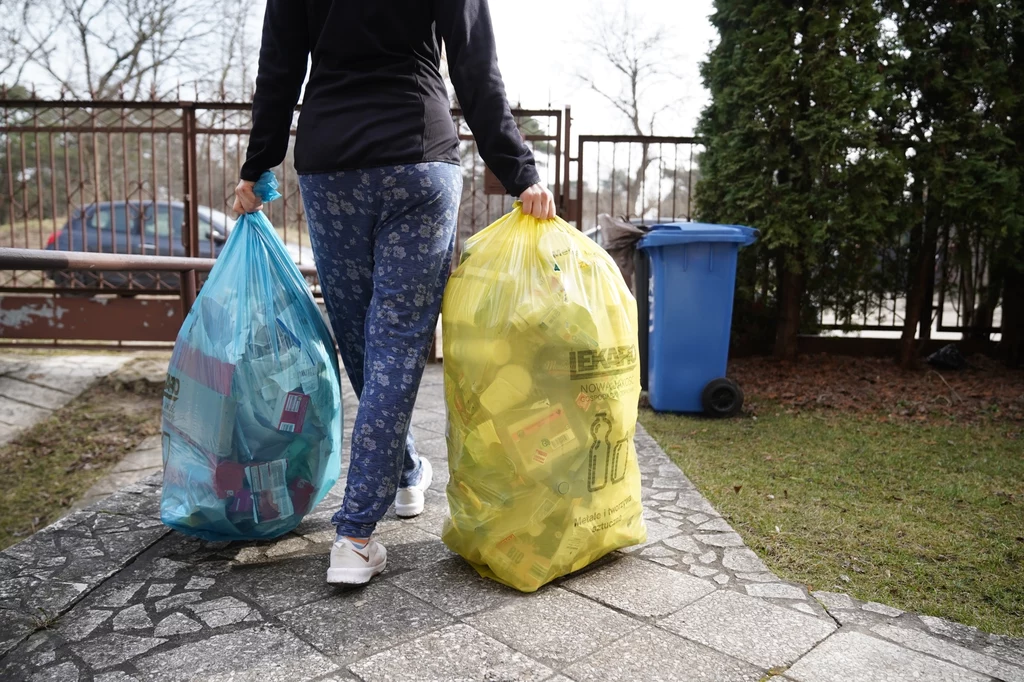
[702,378,744,418]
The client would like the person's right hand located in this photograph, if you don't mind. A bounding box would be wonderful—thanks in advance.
[233,179,263,216]
[520,183,556,220]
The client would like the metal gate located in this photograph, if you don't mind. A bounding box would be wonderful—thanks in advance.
[0,97,566,347]
[572,134,705,231]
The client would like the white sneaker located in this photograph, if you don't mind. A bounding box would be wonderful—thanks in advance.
[327,537,387,585]
[395,458,433,518]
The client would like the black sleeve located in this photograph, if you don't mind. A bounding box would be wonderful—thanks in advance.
[435,0,541,196]
[240,0,310,182]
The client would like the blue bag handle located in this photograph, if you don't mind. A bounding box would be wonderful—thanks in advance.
[253,171,282,204]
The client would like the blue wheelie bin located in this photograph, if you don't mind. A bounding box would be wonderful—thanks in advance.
[636,223,759,417]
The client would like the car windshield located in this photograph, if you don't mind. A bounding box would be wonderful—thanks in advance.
[87,204,135,234]
[143,204,183,238]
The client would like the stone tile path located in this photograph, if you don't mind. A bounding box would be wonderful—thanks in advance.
[1,365,1022,681]
[69,436,163,514]
[0,354,129,446]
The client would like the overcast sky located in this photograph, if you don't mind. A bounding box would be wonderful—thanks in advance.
[15,0,718,137]
[485,0,717,136]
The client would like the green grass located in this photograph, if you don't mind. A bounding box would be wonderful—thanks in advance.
[0,378,163,550]
[641,406,1024,636]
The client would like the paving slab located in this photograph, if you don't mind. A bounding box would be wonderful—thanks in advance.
[0,377,72,410]
[745,582,808,600]
[153,613,202,637]
[277,582,454,663]
[0,399,51,430]
[187,596,261,628]
[376,522,456,578]
[564,625,763,682]
[871,624,1024,682]
[0,354,128,444]
[109,437,162,473]
[69,633,167,670]
[786,631,991,682]
[227,551,338,615]
[723,548,770,573]
[5,355,127,394]
[812,590,858,610]
[660,589,836,669]
[561,556,715,618]
[390,556,518,617]
[349,624,552,682]
[984,637,1024,670]
[466,587,642,667]
[132,624,338,681]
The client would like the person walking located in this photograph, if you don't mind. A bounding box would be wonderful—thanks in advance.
[235,0,555,584]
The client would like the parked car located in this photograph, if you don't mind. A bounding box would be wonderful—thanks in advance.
[45,201,315,291]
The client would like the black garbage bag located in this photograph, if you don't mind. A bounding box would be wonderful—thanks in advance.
[597,214,649,295]
[926,344,967,370]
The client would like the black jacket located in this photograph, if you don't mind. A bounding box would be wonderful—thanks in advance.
[241,0,540,196]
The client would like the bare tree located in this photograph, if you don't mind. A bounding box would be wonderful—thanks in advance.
[0,20,20,84]
[211,0,255,101]
[0,2,48,88]
[9,0,220,100]
[576,1,686,217]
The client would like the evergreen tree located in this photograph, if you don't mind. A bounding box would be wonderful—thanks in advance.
[884,0,1021,366]
[998,1,1024,366]
[696,0,904,358]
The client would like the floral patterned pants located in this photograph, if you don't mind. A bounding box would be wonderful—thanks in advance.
[299,163,462,538]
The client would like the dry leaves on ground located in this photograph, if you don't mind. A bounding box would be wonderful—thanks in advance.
[729,354,1024,424]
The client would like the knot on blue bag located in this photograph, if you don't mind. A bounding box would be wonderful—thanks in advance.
[253,171,282,204]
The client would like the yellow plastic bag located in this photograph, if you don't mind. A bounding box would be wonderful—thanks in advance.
[441,205,647,592]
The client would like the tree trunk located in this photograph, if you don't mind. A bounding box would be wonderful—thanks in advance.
[967,241,999,342]
[900,205,939,369]
[774,250,804,360]
[632,143,653,218]
[999,264,1024,368]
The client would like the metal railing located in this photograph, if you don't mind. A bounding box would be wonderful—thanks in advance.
[0,247,317,312]
[0,97,565,347]
[1,97,564,292]
[573,135,704,229]
[1,95,1004,347]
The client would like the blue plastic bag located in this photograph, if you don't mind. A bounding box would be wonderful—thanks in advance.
[160,172,342,541]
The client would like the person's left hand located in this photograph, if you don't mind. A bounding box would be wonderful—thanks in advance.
[233,179,262,216]
[520,183,556,220]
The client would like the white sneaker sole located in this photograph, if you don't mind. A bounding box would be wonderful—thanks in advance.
[326,562,385,585]
[395,460,433,518]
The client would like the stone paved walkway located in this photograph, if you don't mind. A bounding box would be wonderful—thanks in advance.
[0,354,129,446]
[1,365,1022,681]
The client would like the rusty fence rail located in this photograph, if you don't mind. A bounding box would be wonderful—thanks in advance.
[0,247,319,348]
[0,246,317,310]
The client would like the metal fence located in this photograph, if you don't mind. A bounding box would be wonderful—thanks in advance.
[0,98,564,346]
[0,96,1004,348]
[573,135,704,232]
[810,224,1004,338]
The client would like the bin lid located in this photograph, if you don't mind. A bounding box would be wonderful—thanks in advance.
[637,222,759,249]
